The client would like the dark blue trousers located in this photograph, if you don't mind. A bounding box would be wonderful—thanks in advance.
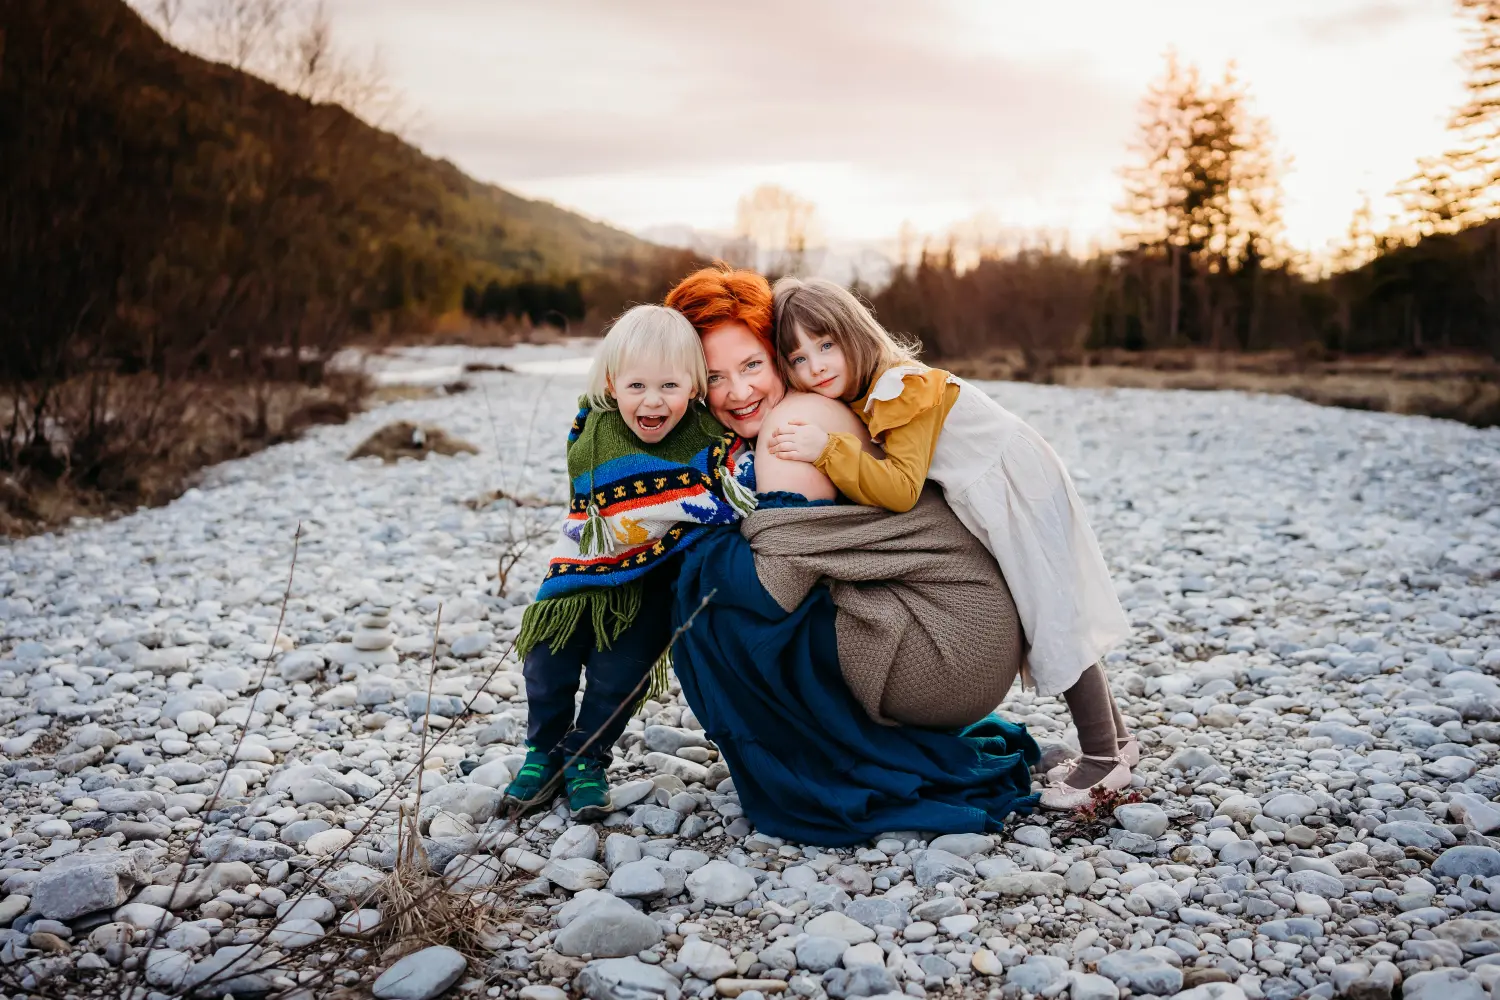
[522,562,677,761]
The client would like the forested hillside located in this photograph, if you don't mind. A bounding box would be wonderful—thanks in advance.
[1,0,674,387]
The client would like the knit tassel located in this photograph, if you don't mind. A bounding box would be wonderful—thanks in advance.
[578,503,614,557]
[718,452,758,516]
[634,648,672,713]
[515,583,644,659]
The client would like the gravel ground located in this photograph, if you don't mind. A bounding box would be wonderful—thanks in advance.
[1,346,1498,1000]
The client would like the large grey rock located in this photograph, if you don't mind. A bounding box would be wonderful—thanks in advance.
[1096,952,1183,995]
[607,861,666,899]
[843,896,910,930]
[913,848,974,886]
[684,860,755,905]
[1432,846,1500,880]
[199,835,293,864]
[1073,972,1120,1000]
[372,945,468,1000]
[1285,870,1345,898]
[927,833,993,857]
[95,789,166,814]
[825,965,899,999]
[417,783,503,823]
[181,943,276,997]
[554,899,662,958]
[30,852,146,920]
[542,858,608,892]
[1402,969,1486,1000]
[642,726,711,754]
[980,872,1065,897]
[679,937,736,980]
[1009,956,1068,994]
[576,957,682,1000]
[803,911,876,944]
[795,935,847,973]
[1114,803,1169,837]
[1262,793,1316,821]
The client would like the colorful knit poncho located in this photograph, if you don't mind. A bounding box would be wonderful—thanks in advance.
[516,400,755,678]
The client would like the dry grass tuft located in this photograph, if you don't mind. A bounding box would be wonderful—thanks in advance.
[348,421,480,463]
[373,808,517,967]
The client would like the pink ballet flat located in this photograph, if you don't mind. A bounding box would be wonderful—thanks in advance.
[1045,735,1140,784]
[1039,756,1132,811]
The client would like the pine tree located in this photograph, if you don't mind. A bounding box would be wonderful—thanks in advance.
[1447,0,1500,222]
[1116,53,1287,345]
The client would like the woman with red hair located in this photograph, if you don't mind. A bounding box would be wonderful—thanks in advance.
[666,263,850,500]
[656,264,1040,844]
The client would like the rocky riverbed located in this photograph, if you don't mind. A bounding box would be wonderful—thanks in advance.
[1,348,1498,1000]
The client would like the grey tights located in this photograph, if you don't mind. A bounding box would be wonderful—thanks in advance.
[1060,661,1131,789]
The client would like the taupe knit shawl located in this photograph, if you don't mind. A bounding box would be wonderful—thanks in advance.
[742,486,1024,727]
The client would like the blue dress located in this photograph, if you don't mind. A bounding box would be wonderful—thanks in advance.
[670,494,1039,847]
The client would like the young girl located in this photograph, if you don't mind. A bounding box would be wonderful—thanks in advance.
[508,305,754,820]
[765,277,1135,809]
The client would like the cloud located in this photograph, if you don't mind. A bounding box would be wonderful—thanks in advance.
[384,0,1134,191]
[1288,0,1436,43]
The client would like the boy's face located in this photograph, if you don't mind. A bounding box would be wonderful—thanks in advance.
[611,362,694,444]
[784,324,850,400]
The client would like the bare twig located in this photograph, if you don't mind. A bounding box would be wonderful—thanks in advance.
[131,520,302,989]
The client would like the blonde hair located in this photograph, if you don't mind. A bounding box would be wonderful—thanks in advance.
[585,305,708,410]
[772,277,920,401]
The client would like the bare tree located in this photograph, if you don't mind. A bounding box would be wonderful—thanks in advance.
[147,0,185,38]
[200,0,289,71]
[735,184,820,276]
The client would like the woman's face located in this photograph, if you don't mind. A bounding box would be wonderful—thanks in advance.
[701,321,786,439]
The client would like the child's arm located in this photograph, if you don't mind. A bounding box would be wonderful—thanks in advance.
[770,403,945,512]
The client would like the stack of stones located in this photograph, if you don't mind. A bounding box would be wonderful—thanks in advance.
[329,606,397,668]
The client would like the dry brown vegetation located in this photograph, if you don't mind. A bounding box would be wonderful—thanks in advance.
[945,349,1500,427]
[348,422,480,463]
[0,372,366,536]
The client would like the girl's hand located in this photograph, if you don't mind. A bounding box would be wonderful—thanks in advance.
[767,420,829,463]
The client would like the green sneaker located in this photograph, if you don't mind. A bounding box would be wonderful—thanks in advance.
[565,756,612,822]
[501,747,564,814]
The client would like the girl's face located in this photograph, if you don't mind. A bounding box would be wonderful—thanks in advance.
[783,325,849,400]
[702,321,786,440]
[610,360,694,444]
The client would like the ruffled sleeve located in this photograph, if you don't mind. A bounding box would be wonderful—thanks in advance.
[860,366,956,441]
[812,366,959,513]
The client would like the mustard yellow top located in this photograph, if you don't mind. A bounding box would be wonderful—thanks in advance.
[814,366,959,512]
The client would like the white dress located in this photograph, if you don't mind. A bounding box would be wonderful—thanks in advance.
[865,365,1131,696]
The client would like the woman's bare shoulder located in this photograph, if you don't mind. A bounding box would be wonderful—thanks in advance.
[764,392,870,443]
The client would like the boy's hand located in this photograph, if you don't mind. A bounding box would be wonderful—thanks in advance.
[767,420,829,464]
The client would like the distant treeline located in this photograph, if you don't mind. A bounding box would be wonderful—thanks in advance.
[866,47,1500,367]
[865,222,1500,369]
[461,279,586,327]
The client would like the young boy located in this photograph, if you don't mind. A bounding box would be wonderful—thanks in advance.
[504,305,754,820]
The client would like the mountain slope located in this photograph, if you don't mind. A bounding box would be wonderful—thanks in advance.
[0,0,667,373]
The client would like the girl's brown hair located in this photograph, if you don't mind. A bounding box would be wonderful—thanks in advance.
[771,277,920,401]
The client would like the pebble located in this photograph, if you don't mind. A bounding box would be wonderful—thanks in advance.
[1,349,1497,1000]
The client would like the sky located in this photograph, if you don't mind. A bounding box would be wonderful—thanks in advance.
[316,0,1467,257]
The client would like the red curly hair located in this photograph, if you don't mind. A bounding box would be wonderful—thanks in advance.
[664,262,773,347]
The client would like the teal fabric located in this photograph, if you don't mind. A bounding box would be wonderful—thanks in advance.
[671,507,1040,847]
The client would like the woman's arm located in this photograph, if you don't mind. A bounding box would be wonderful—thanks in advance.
[811,403,945,512]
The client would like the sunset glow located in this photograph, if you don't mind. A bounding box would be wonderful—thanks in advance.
[323,0,1467,256]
